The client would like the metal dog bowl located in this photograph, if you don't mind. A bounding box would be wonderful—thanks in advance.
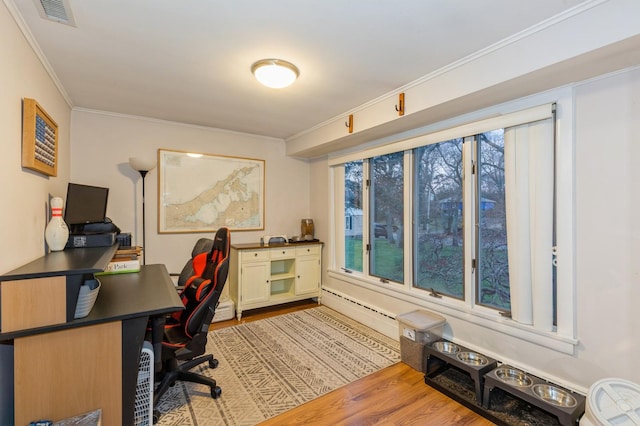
[532,384,577,408]
[432,341,460,354]
[494,367,533,387]
[456,351,488,366]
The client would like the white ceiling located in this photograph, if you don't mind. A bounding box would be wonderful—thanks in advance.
[9,0,589,140]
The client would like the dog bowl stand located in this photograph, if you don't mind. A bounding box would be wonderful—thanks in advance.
[483,365,586,426]
[424,339,498,404]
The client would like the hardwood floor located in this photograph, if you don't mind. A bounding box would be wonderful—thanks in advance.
[210,301,494,425]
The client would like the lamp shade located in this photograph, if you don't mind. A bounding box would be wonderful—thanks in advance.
[129,157,156,172]
[251,59,299,89]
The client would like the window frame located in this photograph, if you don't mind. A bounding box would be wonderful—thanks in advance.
[328,89,577,354]
[368,152,406,284]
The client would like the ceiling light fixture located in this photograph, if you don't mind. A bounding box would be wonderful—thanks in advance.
[251,59,299,89]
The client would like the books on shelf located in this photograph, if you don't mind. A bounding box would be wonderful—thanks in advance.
[101,259,140,274]
[96,246,142,275]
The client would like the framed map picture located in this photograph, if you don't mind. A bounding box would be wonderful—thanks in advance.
[158,149,265,233]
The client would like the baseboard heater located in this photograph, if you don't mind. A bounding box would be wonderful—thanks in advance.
[321,287,398,339]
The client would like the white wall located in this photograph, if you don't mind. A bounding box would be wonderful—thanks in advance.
[312,67,640,392]
[0,3,71,274]
[70,110,311,274]
[573,68,640,385]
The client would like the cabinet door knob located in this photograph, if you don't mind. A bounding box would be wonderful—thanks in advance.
[254,253,258,257]
[282,251,286,254]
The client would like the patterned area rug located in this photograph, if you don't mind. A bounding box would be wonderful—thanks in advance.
[155,306,400,425]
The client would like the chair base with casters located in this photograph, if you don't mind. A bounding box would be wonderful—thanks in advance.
[152,353,221,423]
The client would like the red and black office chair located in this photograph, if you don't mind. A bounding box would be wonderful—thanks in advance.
[153,227,230,419]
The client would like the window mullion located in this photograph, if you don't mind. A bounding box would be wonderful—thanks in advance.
[403,150,413,288]
[362,160,371,276]
[463,136,476,308]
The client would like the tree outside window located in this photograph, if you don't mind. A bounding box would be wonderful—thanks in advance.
[413,139,464,298]
[477,130,510,310]
[370,153,404,283]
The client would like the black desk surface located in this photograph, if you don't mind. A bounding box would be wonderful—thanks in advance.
[91,264,183,321]
[0,264,183,340]
[0,245,118,281]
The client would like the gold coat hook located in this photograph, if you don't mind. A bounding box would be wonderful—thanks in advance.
[395,93,405,116]
[345,114,354,133]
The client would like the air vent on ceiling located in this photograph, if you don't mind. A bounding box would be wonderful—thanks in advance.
[35,0,76,26]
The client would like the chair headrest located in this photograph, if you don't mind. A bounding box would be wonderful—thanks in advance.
[212,227,230,254]
[191,238,213,258]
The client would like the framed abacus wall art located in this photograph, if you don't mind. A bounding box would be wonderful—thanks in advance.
[22,98,58,177]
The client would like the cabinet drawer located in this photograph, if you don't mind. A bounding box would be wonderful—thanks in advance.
[296,245,321,257]
[270,247,296,259]
[240,249,270,262]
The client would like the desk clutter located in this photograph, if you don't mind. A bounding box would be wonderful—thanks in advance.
[97,246,142,275]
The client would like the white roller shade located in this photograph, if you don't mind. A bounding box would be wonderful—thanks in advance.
[504,118,554,330]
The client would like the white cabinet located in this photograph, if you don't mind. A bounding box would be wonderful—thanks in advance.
[229,242,322,320]
[240,262,270,305]
[295,246,321,296]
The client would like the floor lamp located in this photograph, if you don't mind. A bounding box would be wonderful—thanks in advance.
[129,157,156,265]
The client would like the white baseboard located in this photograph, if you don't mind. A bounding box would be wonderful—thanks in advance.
[321,287,398,340]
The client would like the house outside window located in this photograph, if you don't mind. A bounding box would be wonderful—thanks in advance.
[345,161,363,272]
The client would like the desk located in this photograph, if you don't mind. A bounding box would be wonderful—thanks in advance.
[0,250,183,426]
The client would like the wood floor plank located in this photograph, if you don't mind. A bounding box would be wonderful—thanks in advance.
[259,362,494,426]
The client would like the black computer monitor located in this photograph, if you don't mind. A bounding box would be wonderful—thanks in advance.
[64,183,109,230]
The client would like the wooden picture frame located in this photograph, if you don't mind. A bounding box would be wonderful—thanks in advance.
[22,98,58,177]
[158,149,265,233]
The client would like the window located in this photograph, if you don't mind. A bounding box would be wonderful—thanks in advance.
[331,101,571,348]
[413,139,464,298]
[411,131,513,311]
[370,153,404,283]
[345,161,363,272]
[476,130,510,311]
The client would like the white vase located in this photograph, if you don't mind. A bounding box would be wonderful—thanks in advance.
[45,196,69,251]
